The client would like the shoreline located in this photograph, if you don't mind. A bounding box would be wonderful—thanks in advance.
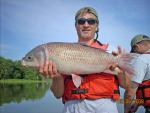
[0,79,51,84]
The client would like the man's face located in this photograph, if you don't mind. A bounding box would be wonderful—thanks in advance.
[132,42,148,54]
[75,13,98,42]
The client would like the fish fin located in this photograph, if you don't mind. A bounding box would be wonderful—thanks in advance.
[71,74,82,88]
[118,53,139,76]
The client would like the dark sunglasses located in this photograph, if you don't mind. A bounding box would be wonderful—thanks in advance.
[77,18,98,25]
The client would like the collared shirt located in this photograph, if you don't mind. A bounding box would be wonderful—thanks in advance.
[131,49,150,83]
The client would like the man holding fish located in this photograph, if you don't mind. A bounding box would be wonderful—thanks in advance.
[40,7,122,113]
[22,7,134,113]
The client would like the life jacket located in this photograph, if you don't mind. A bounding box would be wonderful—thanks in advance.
[62,40,120,103]
[136,80,150,107]
[136,51,150,107]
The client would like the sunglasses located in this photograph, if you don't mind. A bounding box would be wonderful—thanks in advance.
[77,18,98,25]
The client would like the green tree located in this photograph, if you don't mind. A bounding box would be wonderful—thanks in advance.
[0,57,14,79]
[0,56,43,80]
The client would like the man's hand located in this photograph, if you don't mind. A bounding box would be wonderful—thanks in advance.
[112,46,126,56]
[39,60,62,78]
[124,102,139,113]
[130,104,139,112]
[109,46,133,89]
[110,46,125,72]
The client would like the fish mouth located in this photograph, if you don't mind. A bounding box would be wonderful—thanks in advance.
[21,60,40,69]
[21,60,26,66]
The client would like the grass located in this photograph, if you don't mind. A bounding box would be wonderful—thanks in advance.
[0,79,51,84]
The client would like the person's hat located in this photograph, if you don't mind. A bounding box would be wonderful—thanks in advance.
[75,7,99,23]
[131,34,150,48]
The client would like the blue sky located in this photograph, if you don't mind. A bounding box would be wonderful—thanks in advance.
[1,0,150,60]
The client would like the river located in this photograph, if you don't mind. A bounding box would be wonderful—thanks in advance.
[0,83,144,113]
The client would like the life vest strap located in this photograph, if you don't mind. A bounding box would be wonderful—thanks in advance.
[72,89,88,94]
[114,90,120,94]
[138,85,150,89]
[144,97,150,101]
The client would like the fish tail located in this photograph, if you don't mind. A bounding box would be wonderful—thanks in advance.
[117,53,137,76]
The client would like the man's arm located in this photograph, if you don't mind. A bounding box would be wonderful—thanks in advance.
[50,76,64,98]
[124,55,147,113]
[124,81,139,113]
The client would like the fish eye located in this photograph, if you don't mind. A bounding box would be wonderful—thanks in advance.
[26,56,33,61]
[28,56,31,59]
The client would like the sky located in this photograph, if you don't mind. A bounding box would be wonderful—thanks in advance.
[1,0,150,60]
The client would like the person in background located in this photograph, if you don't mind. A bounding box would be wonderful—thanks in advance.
[40,7,122,113]
[124,34,150,113]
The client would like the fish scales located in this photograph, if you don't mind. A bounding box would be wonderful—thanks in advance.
[46,43,114,65]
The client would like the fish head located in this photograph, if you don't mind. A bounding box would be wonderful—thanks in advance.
[21,45,47,68]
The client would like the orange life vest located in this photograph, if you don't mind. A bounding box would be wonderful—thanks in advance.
[62,40,120,103]
[136,80,150,107]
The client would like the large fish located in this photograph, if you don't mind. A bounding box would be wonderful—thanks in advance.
[22,42,135,87]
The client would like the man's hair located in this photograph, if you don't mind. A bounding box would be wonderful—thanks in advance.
[75,7,99,24]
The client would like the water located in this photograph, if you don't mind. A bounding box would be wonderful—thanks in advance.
[0,83,63,113]
[0,83,144,113]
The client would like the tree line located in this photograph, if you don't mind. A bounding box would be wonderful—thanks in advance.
[0,56,43,80]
